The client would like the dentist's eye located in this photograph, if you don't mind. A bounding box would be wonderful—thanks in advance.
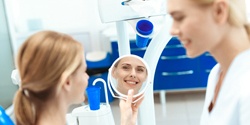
[174,16,184,22]
[171,13,185,22]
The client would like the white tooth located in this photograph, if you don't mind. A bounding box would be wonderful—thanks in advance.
[126,81,136,84]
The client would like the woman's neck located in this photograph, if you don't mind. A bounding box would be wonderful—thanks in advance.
[211,26,250,75]
[36,98,68,125]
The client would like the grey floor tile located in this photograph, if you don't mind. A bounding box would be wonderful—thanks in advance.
[108,91,206,125]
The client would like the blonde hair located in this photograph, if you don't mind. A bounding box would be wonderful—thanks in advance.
[195,0,250,38]
[14,30,83,125]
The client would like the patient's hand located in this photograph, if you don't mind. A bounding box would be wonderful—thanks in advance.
[119,89,144,125]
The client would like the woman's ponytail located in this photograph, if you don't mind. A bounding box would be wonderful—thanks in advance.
[14,89,35,125]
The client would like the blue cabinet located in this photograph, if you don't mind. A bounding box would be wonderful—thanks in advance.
[110,37,217,91]
[199,53,217,87]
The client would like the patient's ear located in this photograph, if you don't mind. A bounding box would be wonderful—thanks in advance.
[62,76,73,92]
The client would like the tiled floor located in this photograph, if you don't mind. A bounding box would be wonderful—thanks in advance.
[9,90,205,125]
[109,90,206,125]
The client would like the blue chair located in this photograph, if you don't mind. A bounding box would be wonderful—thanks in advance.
[0,106,14,125]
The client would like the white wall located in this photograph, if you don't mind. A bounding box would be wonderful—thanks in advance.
[5,0,250,56]
[5,0,115,56]
[246,0,250,22]
[0,0,18,108]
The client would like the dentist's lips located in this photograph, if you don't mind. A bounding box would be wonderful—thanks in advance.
[180,39,191,47]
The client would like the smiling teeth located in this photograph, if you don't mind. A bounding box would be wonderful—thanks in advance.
[126,81,136,84]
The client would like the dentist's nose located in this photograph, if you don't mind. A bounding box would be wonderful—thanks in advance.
[170,24,180,36]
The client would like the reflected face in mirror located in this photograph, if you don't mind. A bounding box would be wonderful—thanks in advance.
[111,55,148,95]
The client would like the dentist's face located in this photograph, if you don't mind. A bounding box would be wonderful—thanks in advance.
[112,56,147,95]
[167,0,221,58]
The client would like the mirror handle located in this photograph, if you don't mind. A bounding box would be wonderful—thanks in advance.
[132,94,144,103]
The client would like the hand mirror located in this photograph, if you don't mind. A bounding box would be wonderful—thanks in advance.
[107,54,151,103]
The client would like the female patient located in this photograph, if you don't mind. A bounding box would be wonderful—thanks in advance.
[167,0,250,124]
[13,30,142,125]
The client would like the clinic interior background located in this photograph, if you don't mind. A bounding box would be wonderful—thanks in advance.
[0,0,250,109]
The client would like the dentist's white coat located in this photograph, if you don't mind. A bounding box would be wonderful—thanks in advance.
[200,49,250,125]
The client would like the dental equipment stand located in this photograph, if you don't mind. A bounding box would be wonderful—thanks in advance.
[115,17,172,125]
[98,0,172,124]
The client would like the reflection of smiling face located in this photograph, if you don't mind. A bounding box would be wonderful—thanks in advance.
[112,56,147,95]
